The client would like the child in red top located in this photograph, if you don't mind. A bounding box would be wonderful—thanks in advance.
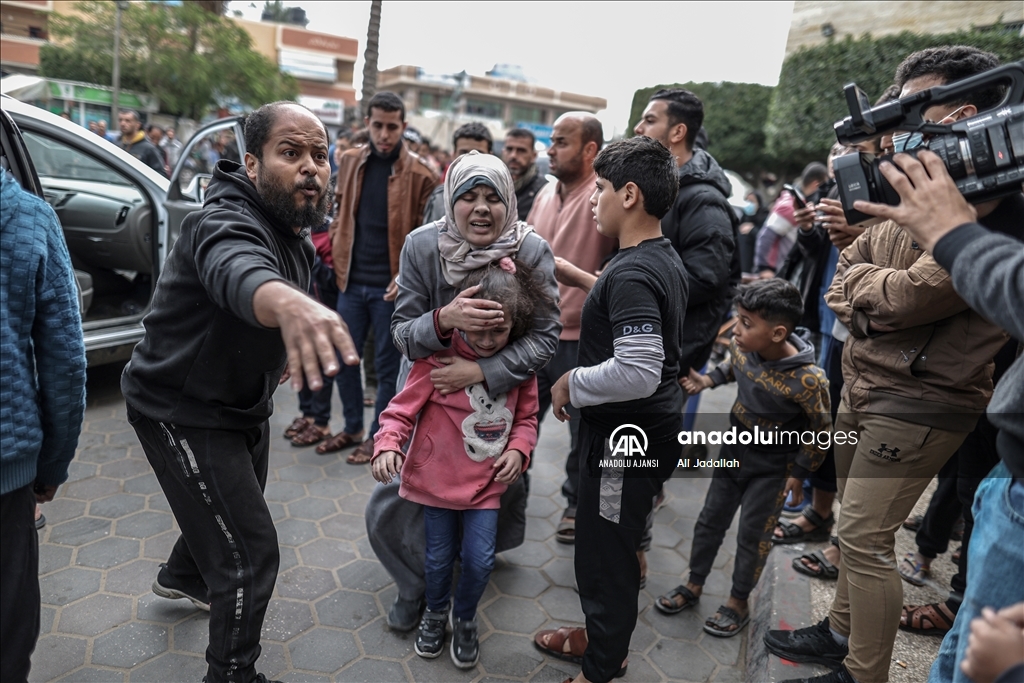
[371,257,553,668]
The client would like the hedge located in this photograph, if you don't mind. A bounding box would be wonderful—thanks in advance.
[765,30,1024,174]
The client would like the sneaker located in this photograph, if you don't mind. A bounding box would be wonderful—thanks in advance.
[152,563,211,611]
[387,595,425,632]
[764,617,848,669]
[450,616,479,669]
[780,663,858,683]
[414,608,448,659]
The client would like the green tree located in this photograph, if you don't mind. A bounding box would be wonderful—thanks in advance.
[628,82,775,178]
[41,1,298,120]
[766,30,1024,174]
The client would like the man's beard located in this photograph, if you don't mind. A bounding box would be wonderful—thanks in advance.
[257,165,330,229]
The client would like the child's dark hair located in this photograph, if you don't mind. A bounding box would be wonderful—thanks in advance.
[460,259,555,341]
[592,136,679,219]
[735,279,803,332]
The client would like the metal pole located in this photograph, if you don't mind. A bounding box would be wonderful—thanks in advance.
[111,2,124,127]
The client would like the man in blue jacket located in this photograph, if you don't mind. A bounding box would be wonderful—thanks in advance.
[0,167,87,683]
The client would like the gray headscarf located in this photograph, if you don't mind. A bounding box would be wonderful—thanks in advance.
[436,151,533,286]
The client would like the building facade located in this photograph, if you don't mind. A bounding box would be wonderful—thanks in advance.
[378,65,607,149]
[785,0,1024,56]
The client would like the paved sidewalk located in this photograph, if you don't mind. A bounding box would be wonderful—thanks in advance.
[30,363,744,683]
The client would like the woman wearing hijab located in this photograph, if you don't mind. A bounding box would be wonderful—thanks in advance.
[365,150,561,632]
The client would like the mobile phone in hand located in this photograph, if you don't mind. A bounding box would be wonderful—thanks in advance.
[783,183,807,210]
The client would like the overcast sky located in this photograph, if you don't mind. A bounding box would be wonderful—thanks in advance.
[228,1,795,137]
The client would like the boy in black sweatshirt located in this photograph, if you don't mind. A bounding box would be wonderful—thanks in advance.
[655,278,831,638]
[534,136,687,683]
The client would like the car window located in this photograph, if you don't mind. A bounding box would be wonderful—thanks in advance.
[177,126,242,196]
[22,130,132,186]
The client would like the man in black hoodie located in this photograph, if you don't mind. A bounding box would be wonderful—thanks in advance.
[121,102,358,683]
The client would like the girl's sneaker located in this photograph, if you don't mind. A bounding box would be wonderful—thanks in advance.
[451,616,479,669]
[415,608,448,658]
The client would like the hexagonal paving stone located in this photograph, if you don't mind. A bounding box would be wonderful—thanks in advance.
[321,513,367,540]
[116,510,173,539]
[335,658,407,683]
[267,502,287,523]
[264,481,305,503]
[77,445,130,464]
[37,498,87,525]
[356,617,416,659]
[524,516,557,542]
[647,606,706,642]
[277,464,323,483]
[315,589,379,630]
[92,622,168,668]
[287,629,359,674]
[261,599,314,642]
[525,496,559,519]
[278,546,299,574]
[276,566,337,601]
[305,478,350,498]
[500,540,553,568]
[89,493,147,519]
[540,557,576,589]
[629,619,658,652]
[104,559,163,596]
[55,667,125,682]
[147,492,171,513]
[49,516,112,546]
[258,641,289,681]
[700,630,742,666]
[86,417,135,434]
[38,543,73,575]
[478,632,543,678]
[28,634,87,681]
[287,496,338,521]
[142,530,179,561]
[337,492,371,516]
[491,564,551,598]
[62,477,120,501]
[99,457,152,480]
[106,430,142,447]
[65,461,99,482]
[137,591,203,624]
[128,652,207,682]
[406,653,479,683]
[537,586,585,623]
[58,593,133,636]
[648,638,717,681]
[274,518,319,547]
[124,473,162,495]
[484,596,547,634]
[335,559,392,592]
[77,536,141,569]
[299,538,356,569]
[39,567,102,606]
[170,613,209,655]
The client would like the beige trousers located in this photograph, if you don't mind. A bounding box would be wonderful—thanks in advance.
[829,401,968,683]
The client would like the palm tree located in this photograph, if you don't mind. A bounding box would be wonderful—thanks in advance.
[360,0,382,118]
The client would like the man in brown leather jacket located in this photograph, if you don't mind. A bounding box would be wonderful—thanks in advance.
[325,91,438,463]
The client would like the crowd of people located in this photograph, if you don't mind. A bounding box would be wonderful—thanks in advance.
[2,42,1022,683]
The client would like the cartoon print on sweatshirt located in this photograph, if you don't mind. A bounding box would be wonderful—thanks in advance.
[462,383,514,461]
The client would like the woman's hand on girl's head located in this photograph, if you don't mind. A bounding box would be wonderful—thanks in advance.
[438,285,504,334]
[372,450,404,484]
[430,357,484,395]
[494,449,524,484]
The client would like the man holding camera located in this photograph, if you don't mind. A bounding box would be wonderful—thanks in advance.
[765,46,1024,683]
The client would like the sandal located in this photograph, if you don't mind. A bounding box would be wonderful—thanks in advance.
[284,416,312,439]
[315,430,364,455]
[555,507,576,545]
[533,627,627,677]
[704,605,750,638]
[792,549,839,580]
[345,439,374,465]
[902,514,924,532]
[898,553,931,587]
[655,584,700,615]
[290,423,329,447]
[900,602,956,635]
[773,508,835,545]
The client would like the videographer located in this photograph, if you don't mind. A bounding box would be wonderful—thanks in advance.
[850,148,1023,683]
[764,45,1024,683]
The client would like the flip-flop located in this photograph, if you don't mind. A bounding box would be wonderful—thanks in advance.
[703,605,750,638]
[655,584,700,615]
[792,549,839,580]
[898,553,931,587]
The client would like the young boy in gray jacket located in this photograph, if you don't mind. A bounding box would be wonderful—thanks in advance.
[655,278,832,638]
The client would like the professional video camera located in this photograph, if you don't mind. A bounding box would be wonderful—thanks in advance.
[832,60,1024,224]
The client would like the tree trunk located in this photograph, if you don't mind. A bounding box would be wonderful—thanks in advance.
[360,0,382,118]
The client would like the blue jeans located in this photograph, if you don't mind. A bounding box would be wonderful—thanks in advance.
[929,462,1024,683]
[297,381,333,426]
[334,283,400,437]
[423,506,498,621]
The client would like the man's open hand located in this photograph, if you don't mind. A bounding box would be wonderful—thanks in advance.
[852,150,977,252]
[253,281,359,391]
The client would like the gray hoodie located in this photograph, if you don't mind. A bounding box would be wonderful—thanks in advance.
[707,332,832,478]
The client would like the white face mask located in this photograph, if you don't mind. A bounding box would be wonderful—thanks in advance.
[892,106,968,153]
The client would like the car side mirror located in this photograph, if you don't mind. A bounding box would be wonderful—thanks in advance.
[183,174,212,203]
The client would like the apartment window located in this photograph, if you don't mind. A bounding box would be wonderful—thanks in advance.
[419,92,452,111]
[29,26,46,39]
[511,105,544,124]
[465,98,503,119]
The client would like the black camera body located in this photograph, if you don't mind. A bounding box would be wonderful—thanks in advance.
[832,61,1024,224]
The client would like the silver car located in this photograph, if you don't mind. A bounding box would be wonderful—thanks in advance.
[1,96,246,365]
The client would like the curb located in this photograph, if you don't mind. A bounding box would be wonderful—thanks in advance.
[746,544,833,683]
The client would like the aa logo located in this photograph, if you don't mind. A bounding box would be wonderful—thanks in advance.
[609,424,648,458]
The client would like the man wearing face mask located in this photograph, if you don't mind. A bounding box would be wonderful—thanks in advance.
[765,46,1024,683]
[324,91,438,463]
